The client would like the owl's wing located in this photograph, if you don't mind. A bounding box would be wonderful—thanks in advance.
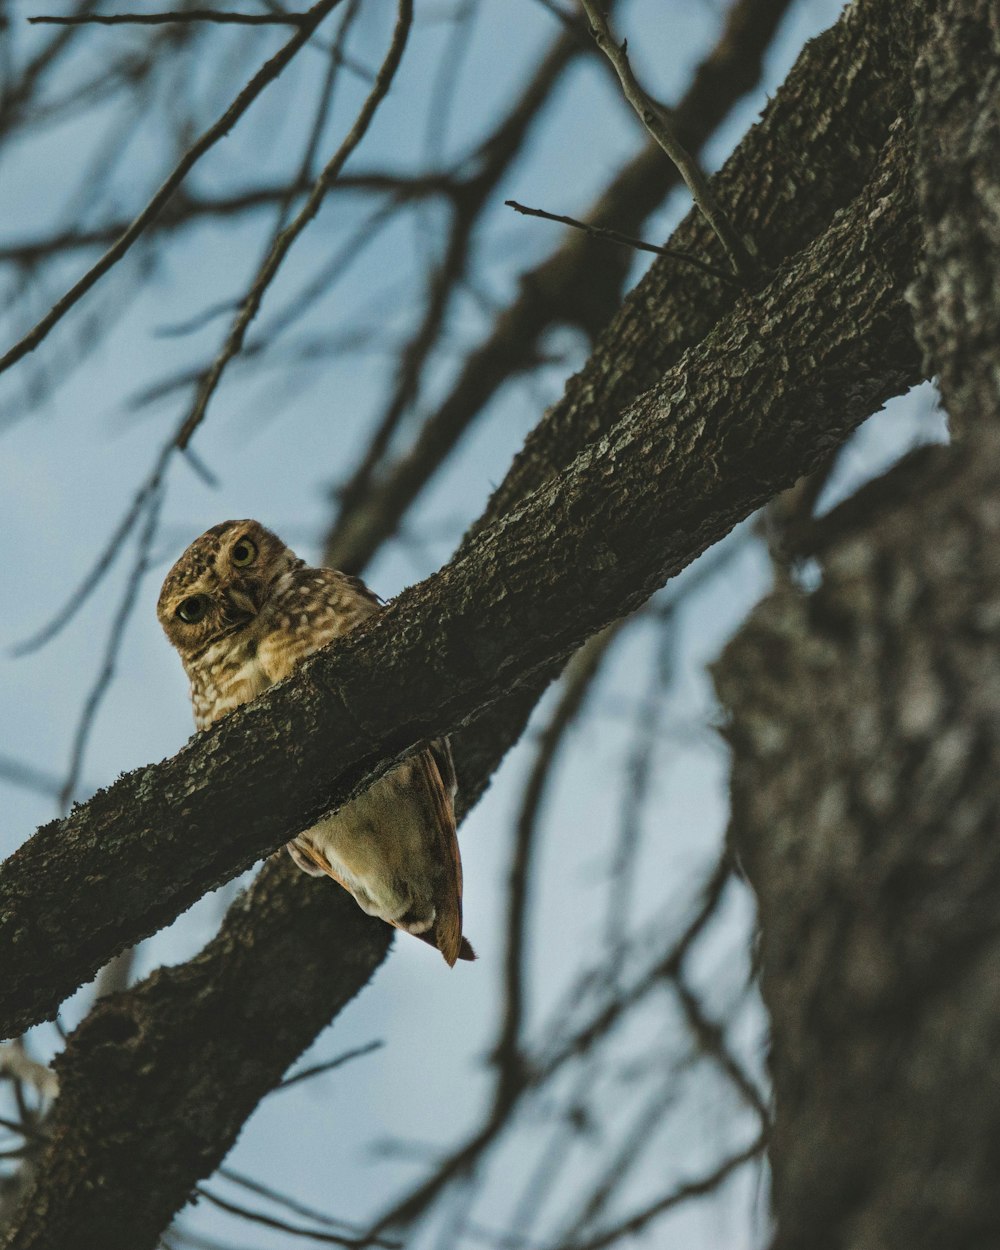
[339,571,384,608]
[291,744,473,966]
[428,736,457,802]
[412,746,473,966]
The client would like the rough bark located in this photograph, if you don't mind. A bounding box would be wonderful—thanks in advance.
[0,105,925,1250]
[1,871,390,1250]
[715,434,1000,1250]
[712,5,1000,1247]
[910,0,1000,433]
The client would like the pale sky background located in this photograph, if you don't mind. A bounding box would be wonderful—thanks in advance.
[0,1,941,1245]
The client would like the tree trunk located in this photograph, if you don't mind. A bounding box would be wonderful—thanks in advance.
[716,434,1000,1249]
[714,5,1000,1246]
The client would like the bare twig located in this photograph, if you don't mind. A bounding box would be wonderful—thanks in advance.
[562,1135,766,1250]
[322,0,791,574]
[5,6,406,663]
[671,974,770,1125]
[360,1119,507,1246]
[505,200,738,284]
[0,754,84,803]
[0,0,346,377]
[10,442,169,656]
[58,481,164,811]
[556,1078,679,1243]
[0,174,451,267]
[602,609,676,970]
[326,15,601,561]
[503,1063,601,1240]
[578,0,757,280]
[29,10,310,27]
[194,1187,399,1248]
[276,1039,383,1090]
[171,0,414,451]
[0,1,83,132]
[533,849,734,1083]
[0,1117,32,1139]
[216,1168,378,1239]
[494,626,623,1100]
[269,0,363,235]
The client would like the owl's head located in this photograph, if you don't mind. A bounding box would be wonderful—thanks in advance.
[157,519,297,659]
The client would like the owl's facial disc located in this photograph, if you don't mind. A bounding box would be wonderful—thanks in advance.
[158,518,297,655]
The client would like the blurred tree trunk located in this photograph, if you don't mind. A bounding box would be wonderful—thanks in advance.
[716,436,1000,1249]
[714,2,1000,1245]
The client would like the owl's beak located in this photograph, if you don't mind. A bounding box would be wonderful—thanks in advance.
[225,587,258,619]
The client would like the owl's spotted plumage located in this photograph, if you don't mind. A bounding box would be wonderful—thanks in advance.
[157,519,473,965]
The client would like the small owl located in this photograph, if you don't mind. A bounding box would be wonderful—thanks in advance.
[157,519,473,965]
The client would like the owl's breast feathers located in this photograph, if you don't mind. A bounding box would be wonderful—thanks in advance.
[256,565,380,684]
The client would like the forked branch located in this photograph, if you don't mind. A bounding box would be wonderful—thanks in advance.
[579,0,758,280]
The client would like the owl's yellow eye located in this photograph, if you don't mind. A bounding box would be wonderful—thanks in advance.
[231,537,257,567]
[177,594,209,624]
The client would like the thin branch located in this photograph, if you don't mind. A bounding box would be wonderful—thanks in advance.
[29,10,310,26]
[326,16,594,566]
[602,609,676,971]
[322,0,794,574]
[0,0,346,377]
[6,106,405,655]
[171,0,414,452]
[0,174,451,267]
[58,482,164,811]
[578,0,758,280]
[505,200,738,284]
[276,1039,383,1090]
[216,1168,382,1239]
[671,974,770,1125]
[0,1117,32,1139]
[494,626,623,1100]
[561,1136,766,1250]
[0,2,82,132]
[503,1063,600,1241]
[556,1077,679,1243]
[194,1187,399,1249]
[360,1119,507,1246]
[532,850,734,1085]
[9,437,169,656]
[0,754,83,803]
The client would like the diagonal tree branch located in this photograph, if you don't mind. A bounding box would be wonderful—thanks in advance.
[0,0,923,1052]
[578,0,758,279]
[0,109,921,1047]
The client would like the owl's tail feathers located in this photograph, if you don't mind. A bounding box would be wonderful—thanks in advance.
[413,924,476,966]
